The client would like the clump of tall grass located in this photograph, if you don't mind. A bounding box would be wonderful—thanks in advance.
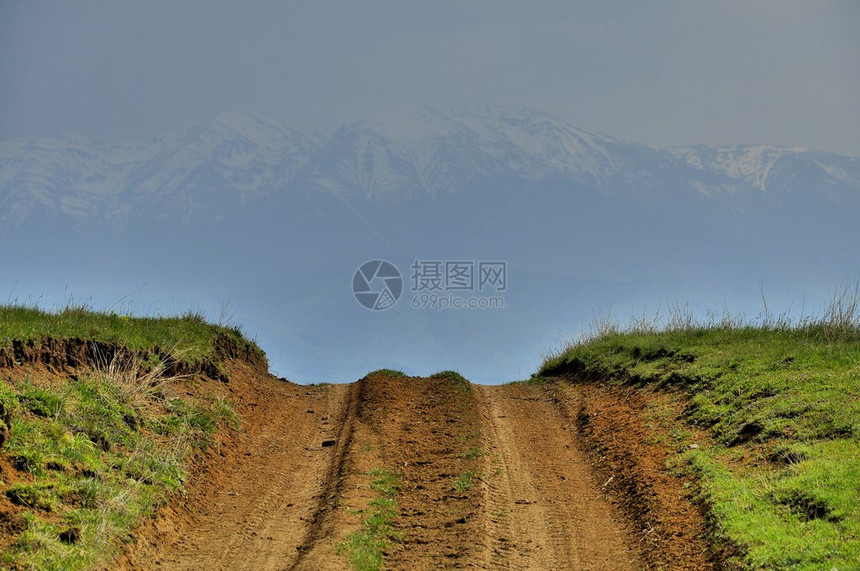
[95,345,187,409]
[555,284,860,356]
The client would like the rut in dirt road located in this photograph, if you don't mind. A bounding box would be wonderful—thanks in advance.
[476,384,641,569]
[151,378,356,570]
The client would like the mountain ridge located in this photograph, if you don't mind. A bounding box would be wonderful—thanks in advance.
[2,108,858,226]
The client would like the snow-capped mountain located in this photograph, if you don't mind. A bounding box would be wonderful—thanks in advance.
[2,108,858,226]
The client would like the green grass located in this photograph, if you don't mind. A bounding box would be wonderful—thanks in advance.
[429,370,471,391]
[461,447,486,460]
[0,362,239,570]
[539,313,860,569]
[337,467,400,571]
[454,430,480,444]
[453,470,477,493]
[0,304,261,365]
[364,369,407,378]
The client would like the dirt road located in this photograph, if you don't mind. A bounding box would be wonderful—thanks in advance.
[126,370,654,569]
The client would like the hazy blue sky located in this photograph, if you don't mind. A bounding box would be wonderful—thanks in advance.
[2,1,859,155]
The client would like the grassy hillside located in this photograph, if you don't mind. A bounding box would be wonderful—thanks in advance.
[0,305,256,569]
[539,312,860,569]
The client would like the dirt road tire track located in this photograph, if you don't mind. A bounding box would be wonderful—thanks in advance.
[476,384,642,570]
[136,365,356,570]
[290,380,360,569]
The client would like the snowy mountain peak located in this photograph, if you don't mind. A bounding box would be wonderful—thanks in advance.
[362,106,614,147]
[336,106,627,186]
[668,144,856,191]
[185,112,292,150]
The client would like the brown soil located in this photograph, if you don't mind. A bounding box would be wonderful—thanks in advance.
[1,345,716,569]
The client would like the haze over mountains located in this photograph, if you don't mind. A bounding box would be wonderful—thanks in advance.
[2,108,858,383]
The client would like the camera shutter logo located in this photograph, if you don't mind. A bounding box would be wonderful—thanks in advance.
[352,260,403,310]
